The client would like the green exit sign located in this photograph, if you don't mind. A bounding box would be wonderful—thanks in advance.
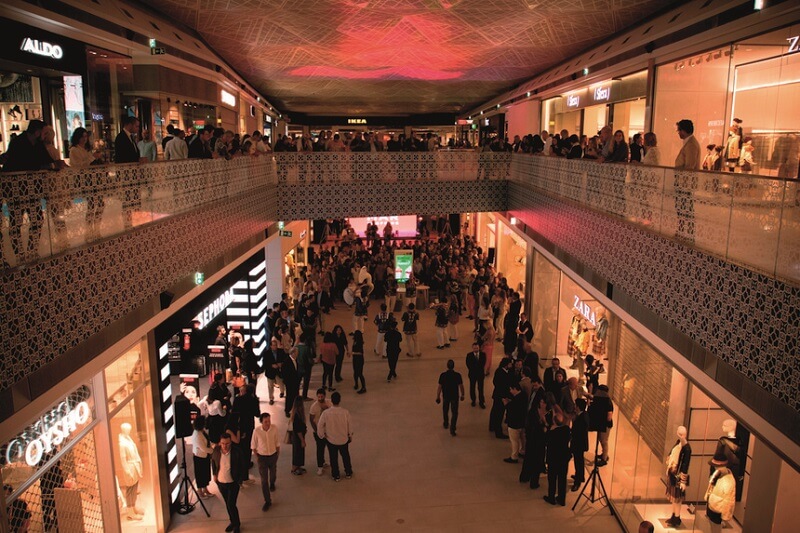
[279,230,293,237]
[194,272,205,285]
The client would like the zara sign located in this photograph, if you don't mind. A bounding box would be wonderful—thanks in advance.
[20,37,63,59]
[573,295,597,326]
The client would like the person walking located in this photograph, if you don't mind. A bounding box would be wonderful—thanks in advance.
[351,330,367,393]
[289,398,308,475]
[384,319,402,382]
[401,303,421,357]
[211,433,244,532]
[251,413,280,511]
[309,388,331,476]
[434,301,450,349]
[282,347,301,418]
[263,339,286,405]
[436,359,464,436]
[465,342,486,408]
[317,392,353,482]
[373,304,392,357]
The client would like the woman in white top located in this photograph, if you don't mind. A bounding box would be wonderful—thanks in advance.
[68,128,100,168]
[642,132,661,166]
[191,415,215,497]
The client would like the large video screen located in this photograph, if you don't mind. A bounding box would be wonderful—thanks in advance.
[348,215,417,239]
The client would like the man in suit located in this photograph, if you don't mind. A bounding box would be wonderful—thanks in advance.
[543,411,571,506]
[114,116,141,163]
[188,125,214,159]
[489,357,513,439]
[263,338,286,405]
[543,357,567,395]
[281,347,301,418]
[465,342,487,408]
[211,433,244,533]
[503,292,522,356]
[674,119,702,242]
[114,116,143,228]
[570,398,590,491]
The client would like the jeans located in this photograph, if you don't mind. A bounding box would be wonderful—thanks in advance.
[314,433,327,467]
[442,397,459,433]
[327,441,352,479]
[353,354,365,389]
[218,482,240,527]
[257,453,278,504]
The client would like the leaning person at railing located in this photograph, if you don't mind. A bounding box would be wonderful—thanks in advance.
[641,133,660,166]
[606,130,630,163]
[1,119,53,263]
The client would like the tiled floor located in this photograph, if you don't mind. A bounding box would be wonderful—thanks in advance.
[168,305,621,532]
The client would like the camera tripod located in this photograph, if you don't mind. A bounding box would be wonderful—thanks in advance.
[176,437,210,516]
[572,432,611,513]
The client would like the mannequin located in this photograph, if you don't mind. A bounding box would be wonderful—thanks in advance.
[724,124,741,172]
[713,419,743,498]
[705,449,735,533]
[739,137,755,173]
[118,423,144,520]
[566,311,581,365]
[592,308,609,357]
[665,426,692,527]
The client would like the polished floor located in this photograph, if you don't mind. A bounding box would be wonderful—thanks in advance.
[169,305,622,532]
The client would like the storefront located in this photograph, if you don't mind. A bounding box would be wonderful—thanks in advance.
[653,23,800,177]
[542,70,647,139]
[526,232,799,532]
[219,87,238,133]
[495,216,528,295]
[1,340,166,533]
[0,19,135,164]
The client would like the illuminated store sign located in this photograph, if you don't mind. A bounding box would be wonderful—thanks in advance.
[788,36,799,54]
[220,89,236,107]
[20,38,63,59]
[348,118,367,124]
[593,86,610,101]
[573,295,596,326]
[566,94,580,107]
[5,397,92,467]
[194,287,235,328]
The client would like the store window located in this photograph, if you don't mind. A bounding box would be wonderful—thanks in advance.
[496,221,527,294]
[530,250,561,359]
[2,385,102,533]
[85,46,134,163]
[105,339,161,530]
[653,23,800,177]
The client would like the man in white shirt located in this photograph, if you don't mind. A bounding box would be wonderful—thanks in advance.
[211,433,243,532]
[251,413,280,511]
[317,392,353,481]
[674,119,702,242]
[164,129,188,160]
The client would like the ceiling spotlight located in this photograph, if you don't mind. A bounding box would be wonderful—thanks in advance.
[480,111,484,115]
[583,68,589,75]
[496,103,500,108]
[526,91,531,97]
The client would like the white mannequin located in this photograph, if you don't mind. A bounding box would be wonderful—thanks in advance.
[722,419,736,437]
[118,423,144,520]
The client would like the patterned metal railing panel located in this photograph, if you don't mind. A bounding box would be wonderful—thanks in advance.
[1,157,277,269]
[272,151,511,183]
[508,155,800,284]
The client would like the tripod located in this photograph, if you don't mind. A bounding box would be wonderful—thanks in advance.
[176,437,210,516]
[572,432,611,513]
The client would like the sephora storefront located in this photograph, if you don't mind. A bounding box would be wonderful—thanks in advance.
[527,238,799,532]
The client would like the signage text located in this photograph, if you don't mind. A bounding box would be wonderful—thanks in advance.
[594,86,610,101]
[5,400,92,467]
[573,295,597,326]
[20,38,63,59]
[566,94,580,107]
[788,36,800,54]
[347,118,367,124]
[220,89,236,107]
[194,288,235,329]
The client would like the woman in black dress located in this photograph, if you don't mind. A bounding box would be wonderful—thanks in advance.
[332,325,348,383]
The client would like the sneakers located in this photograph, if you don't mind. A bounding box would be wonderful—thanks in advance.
[503,457,519,464]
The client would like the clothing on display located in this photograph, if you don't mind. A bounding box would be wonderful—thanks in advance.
[665,426,692,527]
[592,310,609,356]
[705,449,736,528]
[118,423,144,521]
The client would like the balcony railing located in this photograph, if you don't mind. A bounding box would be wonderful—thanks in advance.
[1,157,276,269]
[273,151,511,183]
[508,155,800,284]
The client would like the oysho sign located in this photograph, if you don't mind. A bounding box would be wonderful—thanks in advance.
[220,89,236,107]
[573,295,597,326]
[194,287,235,329]
[5,399,92,467]
[20,38,63,59]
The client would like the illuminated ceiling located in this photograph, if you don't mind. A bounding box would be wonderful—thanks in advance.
[138,0,676,116]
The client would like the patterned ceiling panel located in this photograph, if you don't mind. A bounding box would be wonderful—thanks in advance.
[136,0,676,115]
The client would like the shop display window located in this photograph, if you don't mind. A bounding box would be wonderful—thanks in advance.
[530,250,560,359]
[109,386,160,530]
[496,221,527,295]
[105,338,149,410]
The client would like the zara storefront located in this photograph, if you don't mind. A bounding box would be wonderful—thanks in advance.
[511,216,800,533]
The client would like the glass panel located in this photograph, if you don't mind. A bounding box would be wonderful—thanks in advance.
[530,250,560,359]
[105,338,149,408]
[110,386,160,530]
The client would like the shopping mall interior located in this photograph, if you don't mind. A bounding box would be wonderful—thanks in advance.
[1,1,799,532]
